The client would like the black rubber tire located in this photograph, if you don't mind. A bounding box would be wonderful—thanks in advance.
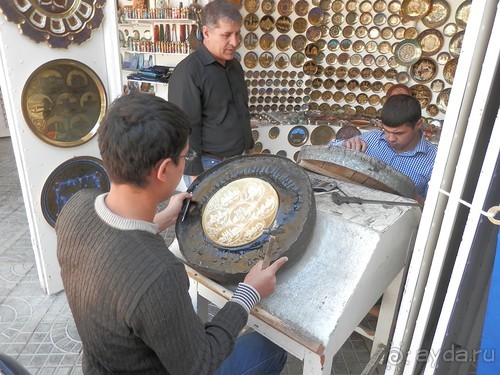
[176,154,316,283]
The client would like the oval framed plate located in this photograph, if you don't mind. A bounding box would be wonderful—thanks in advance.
[288,125,309,146]
[21,59,106,147]
[422,0,450,28]
[41,156,110,227]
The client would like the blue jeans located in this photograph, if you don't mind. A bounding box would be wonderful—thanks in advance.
[214,331,287,375]
[183,155,223,189]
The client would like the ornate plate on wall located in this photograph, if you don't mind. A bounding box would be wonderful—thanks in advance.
[41,156,110,227]
[21,59,106,147]
[0,0,105,48]
[410,58,438,83]
[394,39,422,66]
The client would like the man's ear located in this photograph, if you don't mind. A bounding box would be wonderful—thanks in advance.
[415,118,423,130]
[202,25,209,40]
[155,158,173,183]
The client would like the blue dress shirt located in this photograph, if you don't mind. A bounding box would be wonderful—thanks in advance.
[329,130,438,197]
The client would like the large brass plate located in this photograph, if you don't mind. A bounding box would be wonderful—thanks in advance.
[21,59,106,147]
[202,178,279,247]
[0,0,105,48]
[394,39,422,66]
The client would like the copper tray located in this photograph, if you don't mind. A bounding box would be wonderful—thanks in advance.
[21,59,106,147]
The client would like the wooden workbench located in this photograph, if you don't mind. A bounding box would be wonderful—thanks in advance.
[170,179,421,374]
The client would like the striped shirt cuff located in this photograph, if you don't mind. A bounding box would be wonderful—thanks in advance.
[231,282,261,313]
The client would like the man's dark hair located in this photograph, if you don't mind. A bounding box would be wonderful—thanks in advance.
[98,93,190,187]
[381,94,422,128]
[202,0,242,29]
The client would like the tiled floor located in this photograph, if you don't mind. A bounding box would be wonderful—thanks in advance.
[0,137,379,374]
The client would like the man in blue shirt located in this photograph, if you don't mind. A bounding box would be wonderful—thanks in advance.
[329,95,437,204]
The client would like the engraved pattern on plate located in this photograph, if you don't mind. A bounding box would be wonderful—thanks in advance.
[202,178,279,247]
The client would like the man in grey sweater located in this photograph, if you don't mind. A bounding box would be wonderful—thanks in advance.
[56,93,287,374]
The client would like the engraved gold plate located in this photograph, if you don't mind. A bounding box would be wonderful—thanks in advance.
[443,22,458,37]
[276,34,292,51]
[244,52,259,68]
[259,33,275,50]
[0,0,105,48]
[410,84,433,107]
[422,0,450,28]
[269,126,280,139]
[202,178,279,248]
[275,53,290,69]
[374,0,387,12]
[404,27,419,39]
[381,27,394,40]
[360,12,373,25]
[307,26,322,42]
[21,59,106,147]
[278,0,294,15]
[262,0,276,14]
[324,65,336,76]
[245,0,260,13]
[443,58,458,85]
[400,0,431,21]
[394,39,422,66]
[244,33,258,50]
[259,52,274,68]
[373,13,387,26]
[346,0,358,11]
[276,15,292,33]
[308,7,325,26]
[360,0,372,12]
[437,87,451,113]
[449,31,465,58]
[426,104,440,117]
[431,79,445,92]
[292,35,307,51]
[350,54,362,66]
[353,40,365,52]
[417,29,444,57]
[388,14,401,27]
[295,0,310,15]
[331,12,344,25]
[260,15,276,32]
[331,0,344,12]
[455,0,471,29]
[388,0,402,13]
[244,13,260,31]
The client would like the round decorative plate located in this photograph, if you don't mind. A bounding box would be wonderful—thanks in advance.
[410,84,433,107]
[275,53,290,69]
[308,7,325,26]
[41,156,110,227]
[259,52,274,68]
[449,30,465,58]
[0,0,105,48]
[456,0,471,29]
[311,125,336,145]
[260,15,276,32]
[176,155,316,282]
[259,33,275,50]
[278,0,294,15]
[292,35,307,51]
[276,34,292,51]
[288,126,309,146]
[307,26,322,42]
[244,52,259,68]
[422,0,450,28]
[410,58,437,83]
[394,39,422,66]
[437,87,452,113]
[262,0,276,14]
[244,32,258,50]
[276,16,293,33]
[21,59,106,147]
[245,0,260,12]
[244,13,259,31]
[295,0,310,15]
[443,22,458,37]
[293,17,308,33]
[431,79,445,92]
[400,0,431,21]
[417,29,444,57]
[443,58,458,84]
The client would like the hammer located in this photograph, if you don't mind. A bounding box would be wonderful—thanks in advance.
[261,227,285,269]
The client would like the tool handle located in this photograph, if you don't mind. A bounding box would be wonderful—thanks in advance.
[262,236,274,269]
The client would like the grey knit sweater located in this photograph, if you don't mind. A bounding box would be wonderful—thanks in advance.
[56,190,249,374]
